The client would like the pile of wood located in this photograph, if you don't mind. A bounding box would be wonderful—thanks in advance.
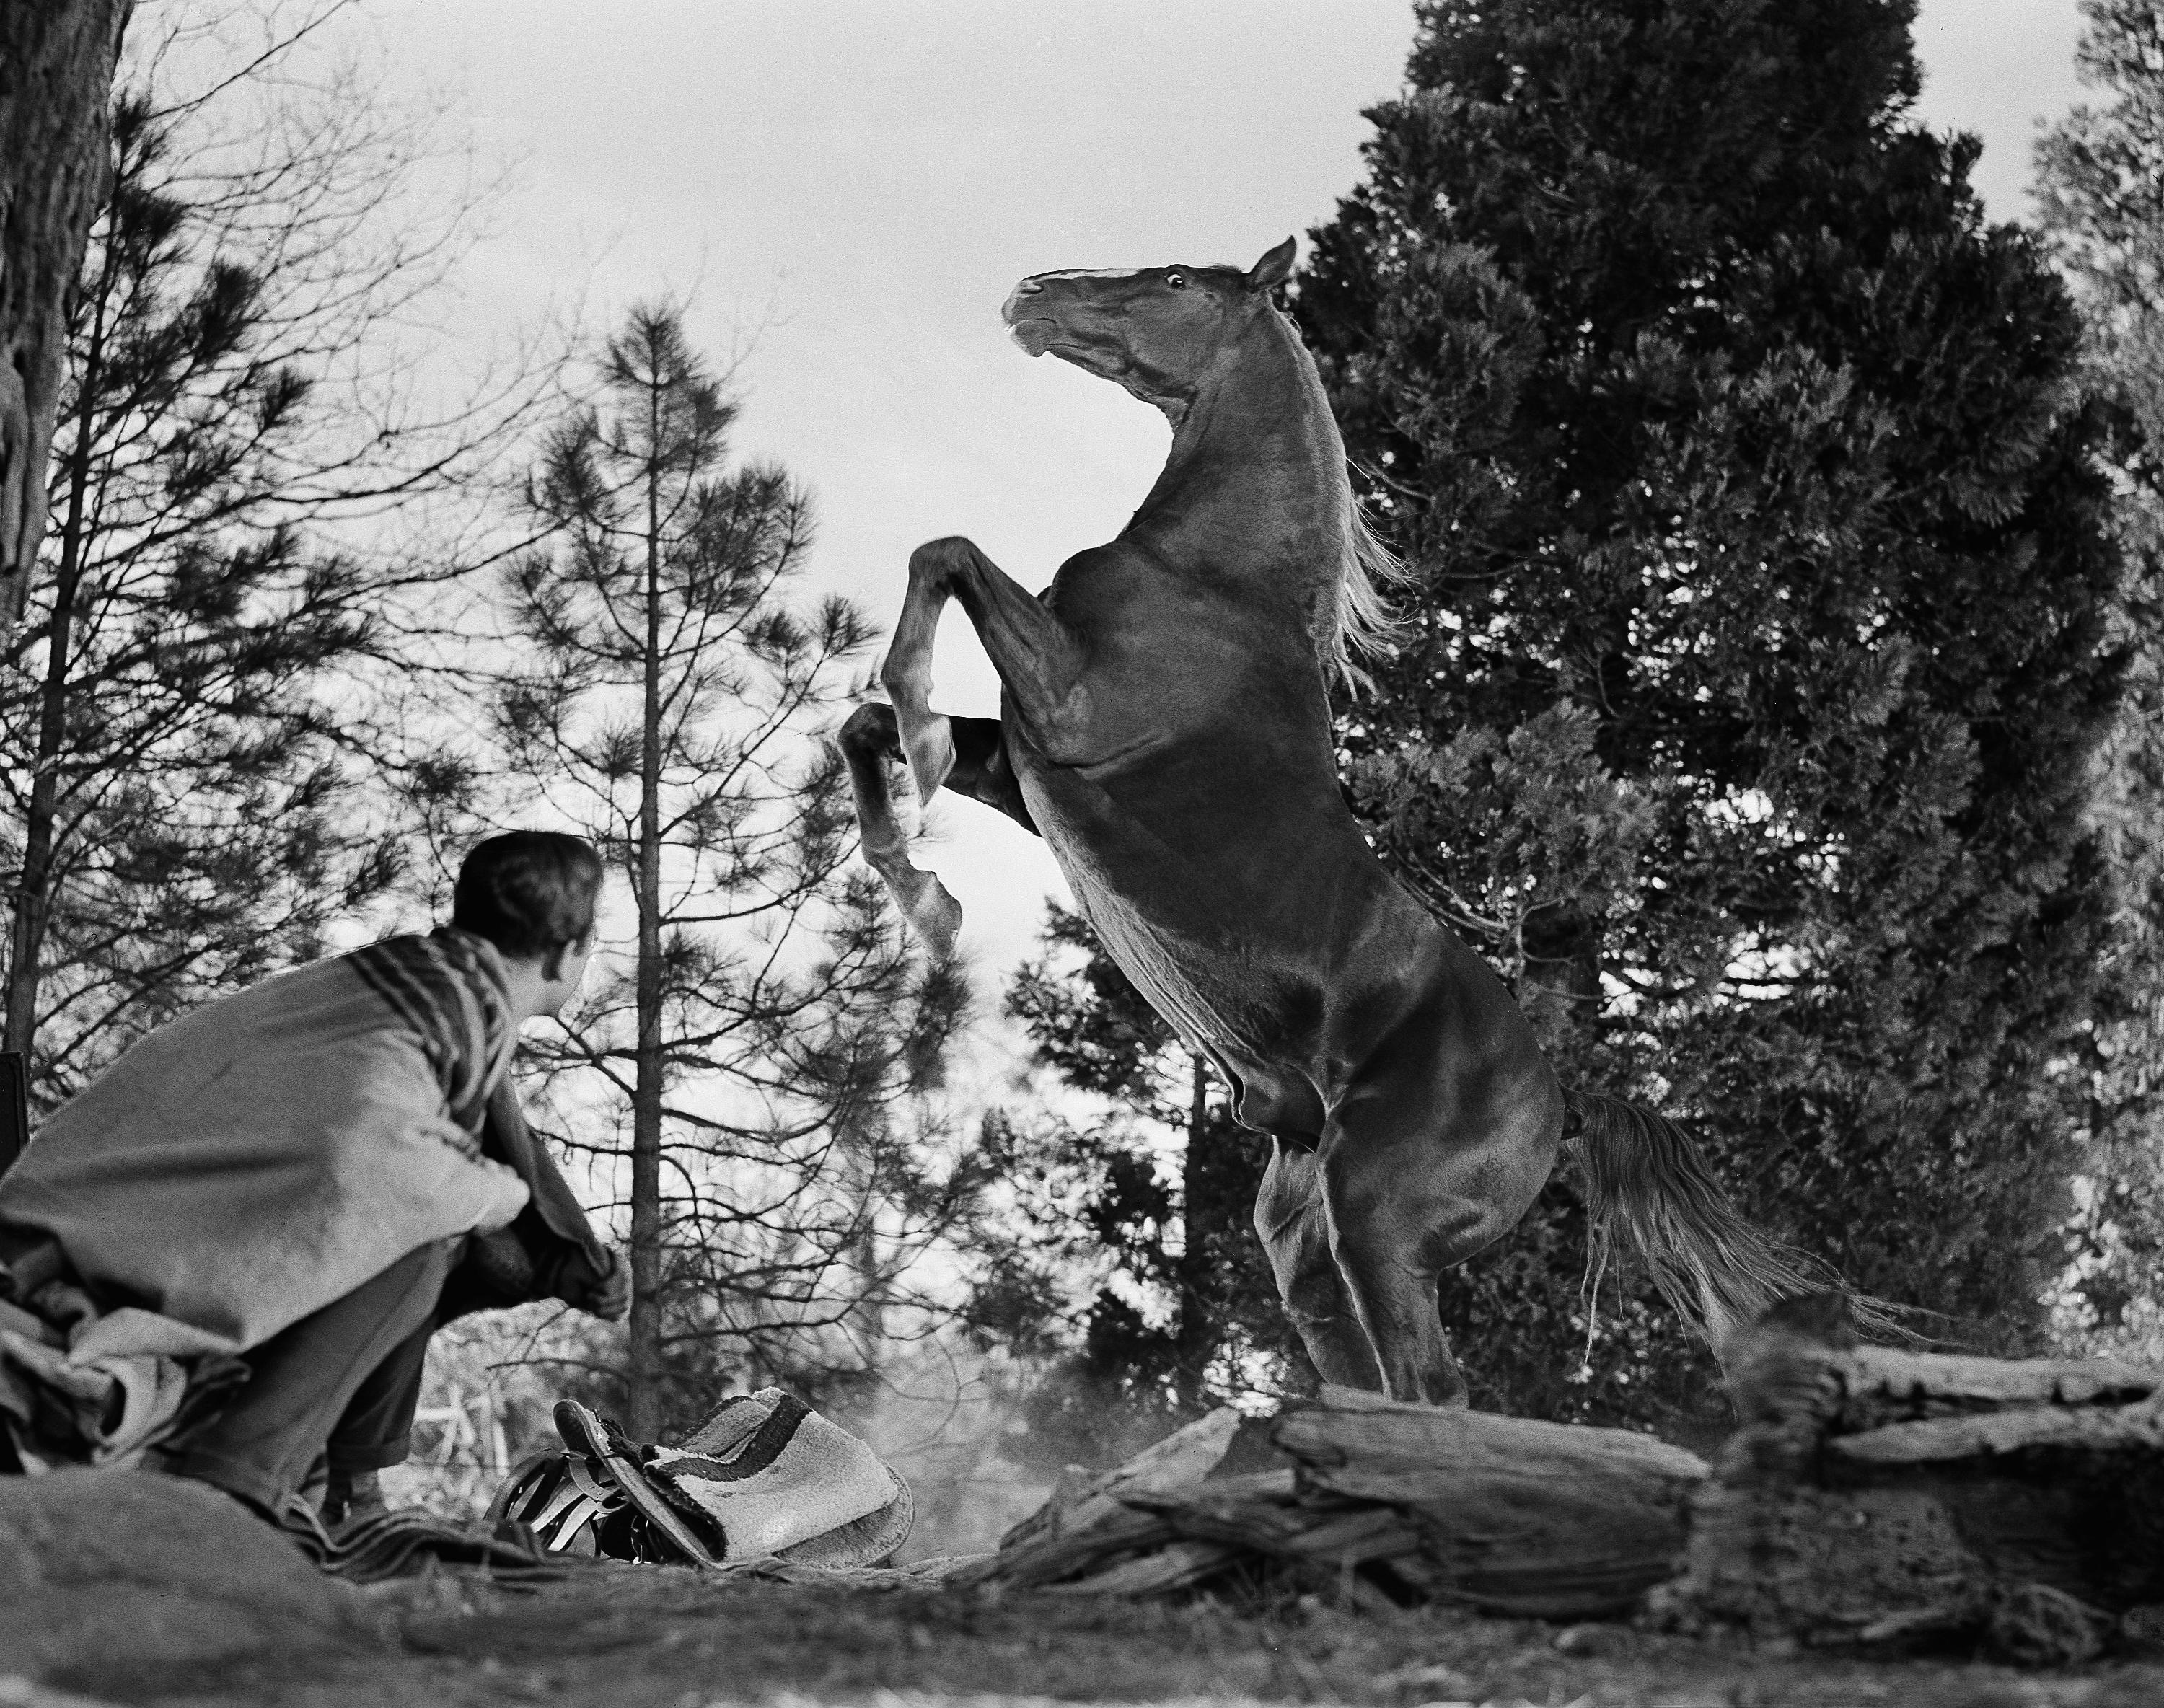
[959,1296,2164,1663]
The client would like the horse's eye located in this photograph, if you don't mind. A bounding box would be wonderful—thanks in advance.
[1166,272,1187,289]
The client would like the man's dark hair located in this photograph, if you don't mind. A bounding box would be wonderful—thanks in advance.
[452,832,603,960]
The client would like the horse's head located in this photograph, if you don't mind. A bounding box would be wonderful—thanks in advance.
[1000,239,1298,418]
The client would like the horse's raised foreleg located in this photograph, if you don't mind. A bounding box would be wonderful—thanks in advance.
[841,703,962,955]
[840,702,1037,956]
[881,534,1086,806]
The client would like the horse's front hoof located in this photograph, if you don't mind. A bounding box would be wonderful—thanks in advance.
[905,728,956,807]
[901,872,964,960]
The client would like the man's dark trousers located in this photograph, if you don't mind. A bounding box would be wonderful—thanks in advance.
[154,1238,457,1517]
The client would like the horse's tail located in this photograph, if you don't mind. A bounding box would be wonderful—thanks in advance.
[1562,1088,1908,1357]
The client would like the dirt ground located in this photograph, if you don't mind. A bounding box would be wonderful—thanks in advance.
[34,1566,2164,1708]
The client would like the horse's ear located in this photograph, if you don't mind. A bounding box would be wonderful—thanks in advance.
[1244,237,1297,291]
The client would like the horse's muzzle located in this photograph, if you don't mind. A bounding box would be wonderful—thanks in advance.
[1001,281,1057,355]
[1006,317,1060,356]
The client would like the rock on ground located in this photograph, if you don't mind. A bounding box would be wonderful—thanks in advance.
[0,1470,384,1694]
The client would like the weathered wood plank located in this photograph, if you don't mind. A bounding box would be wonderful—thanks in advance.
[1839,1347,2157,1419]
[1046,1539,1241,1597]
[951,1506,1176,1590]
[1273,1399,1707,1619]
[1717,1295,2160,1448]
[1275,1399,1707,1487]
[1828,1398,2164,1466]
[1276,1504,1423,1563]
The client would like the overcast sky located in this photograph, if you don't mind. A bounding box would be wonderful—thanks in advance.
[366,0,2093,986]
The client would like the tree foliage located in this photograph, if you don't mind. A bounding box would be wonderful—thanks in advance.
[1298,0,2128,1418]
[2036,0,2164,1361]
[1,7,541,1105]
[489,305,977,1438]
[2039,0,2164,453]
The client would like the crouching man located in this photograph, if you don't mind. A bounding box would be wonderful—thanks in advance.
[0,831,628,1532]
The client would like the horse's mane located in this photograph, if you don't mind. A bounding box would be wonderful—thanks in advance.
[1319,479,1412,696]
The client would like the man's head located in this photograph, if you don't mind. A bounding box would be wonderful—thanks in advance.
[453,832,602,1016]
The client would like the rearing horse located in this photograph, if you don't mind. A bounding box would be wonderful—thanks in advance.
[843,239,1861,1405]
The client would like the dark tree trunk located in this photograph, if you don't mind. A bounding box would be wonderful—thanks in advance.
[627,379,666,1442]
[0,0,130,621]
[1171,1052,1215,1410]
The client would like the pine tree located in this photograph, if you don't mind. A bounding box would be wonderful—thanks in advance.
[492,306,975,1439]
[1298,0,2127,1418]
[0,16,533,1105]
[971,905,1299,1466]
[2036,0,2164,1360]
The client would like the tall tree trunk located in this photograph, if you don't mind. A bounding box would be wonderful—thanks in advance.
[1172,1051,1215,1412]
[839,1099,888,1378]
[5,267,110,1061]
[626,380,667,1441]
[0,0,130,621]
[849,1206,887,1380]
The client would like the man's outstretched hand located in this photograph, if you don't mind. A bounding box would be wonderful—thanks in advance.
[586,1248,632,1321]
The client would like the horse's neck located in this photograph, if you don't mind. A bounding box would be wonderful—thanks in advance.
[1125,314,1350,582]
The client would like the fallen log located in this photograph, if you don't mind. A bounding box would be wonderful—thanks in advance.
[1272,1390,1708,1617]
[969,1388,1707,1618]
[964,1298,2164,1665]
[1127,1472,1424,1571]
[1663,1293,2164,1663]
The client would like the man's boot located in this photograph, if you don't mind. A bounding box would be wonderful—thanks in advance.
[322,1466,390,1530]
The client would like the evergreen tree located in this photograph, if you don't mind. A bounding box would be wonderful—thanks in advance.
[1298,0,2126,1418]
[2036,0,2164,1360]
[1,19,535,1105]
[2039,1,2164,454]
[492,306,975,1439]
[970,906,1298,1466]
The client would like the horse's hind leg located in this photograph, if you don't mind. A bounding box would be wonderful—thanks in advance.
[1254,1140,1382,1391]
[1324,1154,1470,1409]
[1319,1083,1560,1407]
